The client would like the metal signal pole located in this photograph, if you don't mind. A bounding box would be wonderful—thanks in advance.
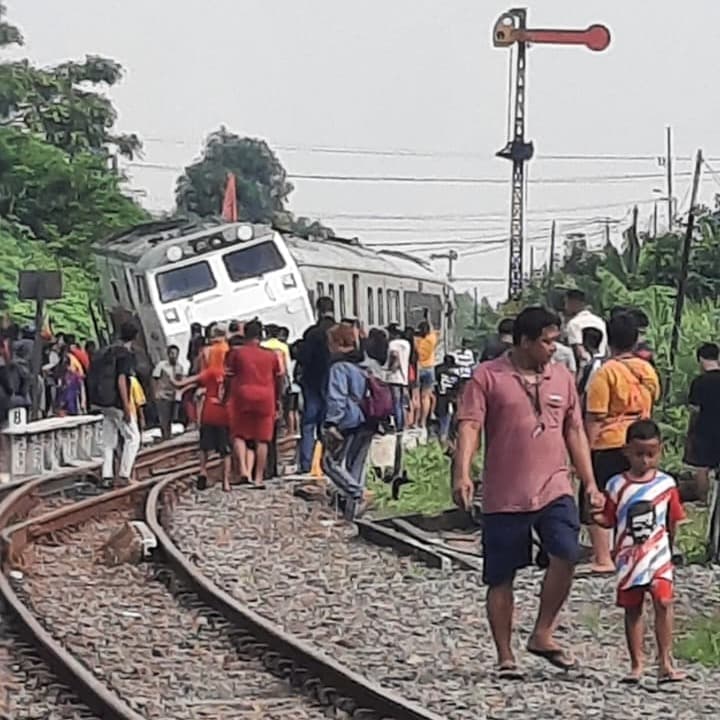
[493,9,611,300]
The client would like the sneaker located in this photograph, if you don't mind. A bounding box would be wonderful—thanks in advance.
[196,475,208,491]
[98,478,114,491]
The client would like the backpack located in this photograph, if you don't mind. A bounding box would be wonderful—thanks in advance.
[360,373,394,422]
[87,346,120,408]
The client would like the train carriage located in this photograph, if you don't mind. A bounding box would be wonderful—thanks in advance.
[92,219,454,364]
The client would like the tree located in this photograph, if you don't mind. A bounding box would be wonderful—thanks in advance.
[0,127,146,261]
[0,4,141,158]
[176,128,293,222]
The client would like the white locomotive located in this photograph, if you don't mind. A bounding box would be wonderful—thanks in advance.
[92,219,454,363]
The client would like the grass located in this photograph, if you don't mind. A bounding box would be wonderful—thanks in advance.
[369,442,454,517]
[676,505,709,564]
[676,616,720,667]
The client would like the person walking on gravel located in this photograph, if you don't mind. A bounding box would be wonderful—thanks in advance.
[593,419,686,685]
[453,306,603,678]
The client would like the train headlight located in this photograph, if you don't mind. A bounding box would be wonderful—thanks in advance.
[164,309,180,323]
[166,246,183,263]
[237,224,254,241]
[281,273,297,289]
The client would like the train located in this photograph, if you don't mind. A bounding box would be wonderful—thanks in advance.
[92,219,455,364]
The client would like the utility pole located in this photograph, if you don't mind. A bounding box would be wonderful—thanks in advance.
[546,220,556,297]
[605,218,611,246]
[529,245,535,280]
[668,148,703,397]
[430,250,458,282]
[666,126,674,231]
[473,287,479,328]
[653,202,658,238]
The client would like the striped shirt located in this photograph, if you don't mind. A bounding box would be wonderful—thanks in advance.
[601,470,685,591]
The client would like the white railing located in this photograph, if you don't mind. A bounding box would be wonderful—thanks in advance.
[0,409,103,483]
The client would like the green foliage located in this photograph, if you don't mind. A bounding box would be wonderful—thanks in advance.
[676,615,720,667]
[369,443,454,516]
[176,128,293,223]
[0,222,97,338]
[0,127,146,262]
[0,5,140,159]
[675,505,709,565]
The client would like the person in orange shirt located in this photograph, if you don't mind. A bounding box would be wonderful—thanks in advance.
[413,311,438,429]
[584,312,660,574]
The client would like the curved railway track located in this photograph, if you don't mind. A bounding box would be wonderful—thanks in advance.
[0,442,441,720]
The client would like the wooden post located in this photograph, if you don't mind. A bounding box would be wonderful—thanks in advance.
[668,148,703,398]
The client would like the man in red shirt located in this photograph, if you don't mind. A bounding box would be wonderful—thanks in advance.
[173,366,231,491]
[453,306,603,678]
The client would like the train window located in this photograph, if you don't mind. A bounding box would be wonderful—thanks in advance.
[377,288,384,325]
[352,274,359,316]
[328,283,335,301]
[339,285,347,318]
[387,289,400,323]
[222,240,286,282]
[156,261,216,303]
[135,275,150,305]
[367,287,374,325]
[404,290,442,330]
[316,281,324,297]
[110,280,121,304]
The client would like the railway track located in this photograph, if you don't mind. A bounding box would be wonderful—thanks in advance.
[0,442,441,720]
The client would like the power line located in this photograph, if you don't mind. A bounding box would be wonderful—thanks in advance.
[140,136,717,163]
[123,160,693,186]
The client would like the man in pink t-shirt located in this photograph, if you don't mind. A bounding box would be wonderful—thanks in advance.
[453,306,603,679]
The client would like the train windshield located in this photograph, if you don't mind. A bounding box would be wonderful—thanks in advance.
[156,261,216,303]
[222,240,286,282]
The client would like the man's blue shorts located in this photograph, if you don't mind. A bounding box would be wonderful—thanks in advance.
[482,494,580,587]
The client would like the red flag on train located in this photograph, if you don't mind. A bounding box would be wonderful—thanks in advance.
[221,172,238,222]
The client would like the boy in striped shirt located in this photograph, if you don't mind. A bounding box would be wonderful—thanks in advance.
[594,419,686,685]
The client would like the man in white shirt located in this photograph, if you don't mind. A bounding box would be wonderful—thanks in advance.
[564,289,607,368]
[386,324,410,431]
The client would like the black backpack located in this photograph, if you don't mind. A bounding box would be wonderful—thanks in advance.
[87,346,120,408]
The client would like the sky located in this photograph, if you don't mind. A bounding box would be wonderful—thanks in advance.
[10,1,720,302]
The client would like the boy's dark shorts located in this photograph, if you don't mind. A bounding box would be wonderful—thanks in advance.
[482,494,580,587]
[199,424,231,456]
[283,391,299,413]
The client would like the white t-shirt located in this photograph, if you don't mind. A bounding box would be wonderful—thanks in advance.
[565,309,607,356]
[552,342,577,374]
[386,338,411,386]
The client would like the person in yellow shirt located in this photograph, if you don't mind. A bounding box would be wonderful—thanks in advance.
[128,374,147,434]
[585,312,660,573]
[413,312,438,429]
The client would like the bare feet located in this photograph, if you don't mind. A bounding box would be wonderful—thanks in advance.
[527,637,577,670]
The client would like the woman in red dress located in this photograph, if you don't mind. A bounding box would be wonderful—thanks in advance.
[225,320,281,487]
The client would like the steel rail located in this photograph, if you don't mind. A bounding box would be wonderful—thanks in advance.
[147,475,445,720]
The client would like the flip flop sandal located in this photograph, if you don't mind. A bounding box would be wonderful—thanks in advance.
[497,664,524,681]
[527,646,577,671]
[619,675,641,685]
[248,482,266,490]
[658,672,686,685]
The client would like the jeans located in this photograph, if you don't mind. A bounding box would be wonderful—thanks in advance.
[101,407,141,480]
[300,386,325,472]
[322,426,375,501]
[390,384,405,432]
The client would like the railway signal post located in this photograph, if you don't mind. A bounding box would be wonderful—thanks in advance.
[493,9,611,299]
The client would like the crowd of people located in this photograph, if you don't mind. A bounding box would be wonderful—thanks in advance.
[5,286,720,681]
